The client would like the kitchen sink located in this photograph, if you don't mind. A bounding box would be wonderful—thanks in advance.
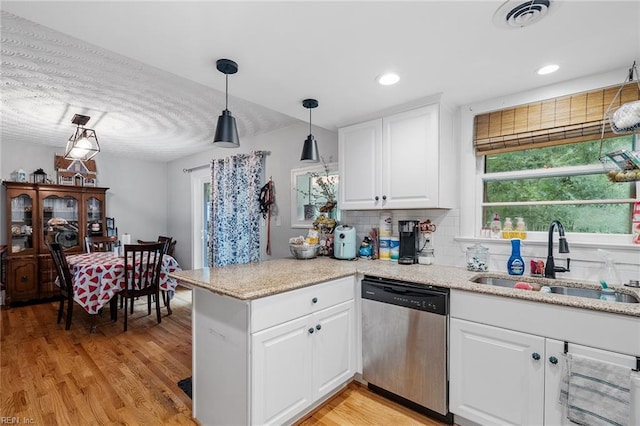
[472,276,532,288]
[548,286,639,303]
[471,276,639,303]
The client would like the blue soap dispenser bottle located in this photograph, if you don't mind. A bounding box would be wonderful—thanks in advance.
[507,238,525,275]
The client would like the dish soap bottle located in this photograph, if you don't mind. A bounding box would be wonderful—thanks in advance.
[507,238,525,275]
[516,217,527,240]
[490,213,502,239]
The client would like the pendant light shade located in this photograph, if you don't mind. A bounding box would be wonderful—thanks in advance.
[213,59,240,148]
[301,98,319,162]
[214,110,239,148]
[64,114,100,161]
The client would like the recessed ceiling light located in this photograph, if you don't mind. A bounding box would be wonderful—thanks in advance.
[537,64,559,75]
[377,73,400,86]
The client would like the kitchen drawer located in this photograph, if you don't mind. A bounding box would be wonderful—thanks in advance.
[251,275,355,333]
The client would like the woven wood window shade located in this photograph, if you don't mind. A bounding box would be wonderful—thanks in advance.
[473,82,640,156]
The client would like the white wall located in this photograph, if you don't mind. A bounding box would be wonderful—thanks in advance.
[1,139,168,250]
[166,122,339,269]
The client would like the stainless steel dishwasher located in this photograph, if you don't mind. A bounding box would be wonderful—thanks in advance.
[362,275,452,424]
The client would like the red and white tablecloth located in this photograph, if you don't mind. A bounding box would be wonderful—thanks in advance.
[66,252,181,315]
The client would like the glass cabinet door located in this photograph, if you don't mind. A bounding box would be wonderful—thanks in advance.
[9,192,35,254]
[42,194,80,250]
[86,196,104,236]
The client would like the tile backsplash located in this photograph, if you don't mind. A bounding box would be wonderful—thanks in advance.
[342,208,463,267]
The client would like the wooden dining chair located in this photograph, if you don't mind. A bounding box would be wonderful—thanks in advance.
[85,235,118,253]
[47,242,75,330]
[136,236,176,312]
[120,242,166,332]
[138,236,176,257]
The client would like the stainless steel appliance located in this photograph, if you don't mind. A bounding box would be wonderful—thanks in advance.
[398,220,420,264]
[334,225,356,260]
[362,276,452,424]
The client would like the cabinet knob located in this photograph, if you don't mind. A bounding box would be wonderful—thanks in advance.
[316,324,322,331]
[308,328,314,334]
[21,275,28,282]
[312,297,318,304]
[374,196,379,201]
[549,356,558,365]
[382,195,387,200]
[532,352,541,361]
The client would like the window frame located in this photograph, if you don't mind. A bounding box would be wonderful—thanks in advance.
[459,69,640,250]
[290,162,339,229]
[477,149,639,246]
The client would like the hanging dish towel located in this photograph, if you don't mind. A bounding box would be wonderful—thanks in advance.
[630,370,640,426]
[559,353,631,426]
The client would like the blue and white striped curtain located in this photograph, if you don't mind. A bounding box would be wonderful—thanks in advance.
[208,151,265,267]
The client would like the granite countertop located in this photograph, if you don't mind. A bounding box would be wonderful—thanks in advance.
[169,257,640,317]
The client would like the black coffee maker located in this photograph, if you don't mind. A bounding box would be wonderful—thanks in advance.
[398,220,420,264]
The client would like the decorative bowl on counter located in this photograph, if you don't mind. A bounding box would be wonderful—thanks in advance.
[290,244,320,260]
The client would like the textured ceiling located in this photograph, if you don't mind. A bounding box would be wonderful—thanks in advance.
[1,1,639,163]
[0,12,298,162]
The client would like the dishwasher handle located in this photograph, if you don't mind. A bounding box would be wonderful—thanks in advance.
[383,286,409,294]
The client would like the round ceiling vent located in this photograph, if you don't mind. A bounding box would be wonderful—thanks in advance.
[493,0,554,29]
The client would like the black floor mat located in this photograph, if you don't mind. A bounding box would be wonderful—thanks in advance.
[177,377,192,399]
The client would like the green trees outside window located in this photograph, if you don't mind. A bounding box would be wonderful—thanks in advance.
[483,135,636,234]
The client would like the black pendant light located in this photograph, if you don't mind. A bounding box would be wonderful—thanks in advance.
[213,59,240,147]
[301,98,319,162]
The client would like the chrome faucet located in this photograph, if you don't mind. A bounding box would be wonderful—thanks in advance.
[544,220,570,279]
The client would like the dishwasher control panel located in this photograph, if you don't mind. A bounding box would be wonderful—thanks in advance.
[361,276,448,315]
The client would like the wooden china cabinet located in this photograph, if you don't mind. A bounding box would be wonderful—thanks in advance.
[3,181,109,305]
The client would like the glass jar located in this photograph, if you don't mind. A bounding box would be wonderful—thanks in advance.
[466,243,489,272]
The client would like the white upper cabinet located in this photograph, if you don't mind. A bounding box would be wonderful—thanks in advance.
[338,119,383,210]
[339,102,456,210]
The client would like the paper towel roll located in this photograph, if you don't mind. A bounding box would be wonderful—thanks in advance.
[121,233,131,245]
[379,216,393,236]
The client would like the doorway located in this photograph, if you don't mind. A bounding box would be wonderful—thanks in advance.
[190,168,210,269]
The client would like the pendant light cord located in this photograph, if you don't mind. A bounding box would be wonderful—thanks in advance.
[225,74,229,111]
[309,108,312,135]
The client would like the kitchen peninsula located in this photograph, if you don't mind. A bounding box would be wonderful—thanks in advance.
[170,257,640,425]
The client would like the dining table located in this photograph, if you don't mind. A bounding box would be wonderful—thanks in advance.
[65,251,182,317]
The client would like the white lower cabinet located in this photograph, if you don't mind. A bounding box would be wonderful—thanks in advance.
[450,318,545,425]
[251,315,313,426]
[450,318,637,426]
[251,300,355,425]
[192,276,356,426]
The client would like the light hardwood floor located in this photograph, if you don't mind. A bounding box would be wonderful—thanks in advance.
[1,288,195,425]
[296,382,447,426]
[1,287,448,425]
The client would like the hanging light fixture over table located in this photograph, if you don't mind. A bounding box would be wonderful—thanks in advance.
[213,58,240,147]
[64,114,100,161]
[301,98,319,162]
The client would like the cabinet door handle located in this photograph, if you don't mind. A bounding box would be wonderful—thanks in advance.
[374,196,379,201]
[549,356,558,365]
[532,352,541,361]
[316,324,322,331]
[308,328,314,334]
[382,195,387,200]
[312,297,318,304]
